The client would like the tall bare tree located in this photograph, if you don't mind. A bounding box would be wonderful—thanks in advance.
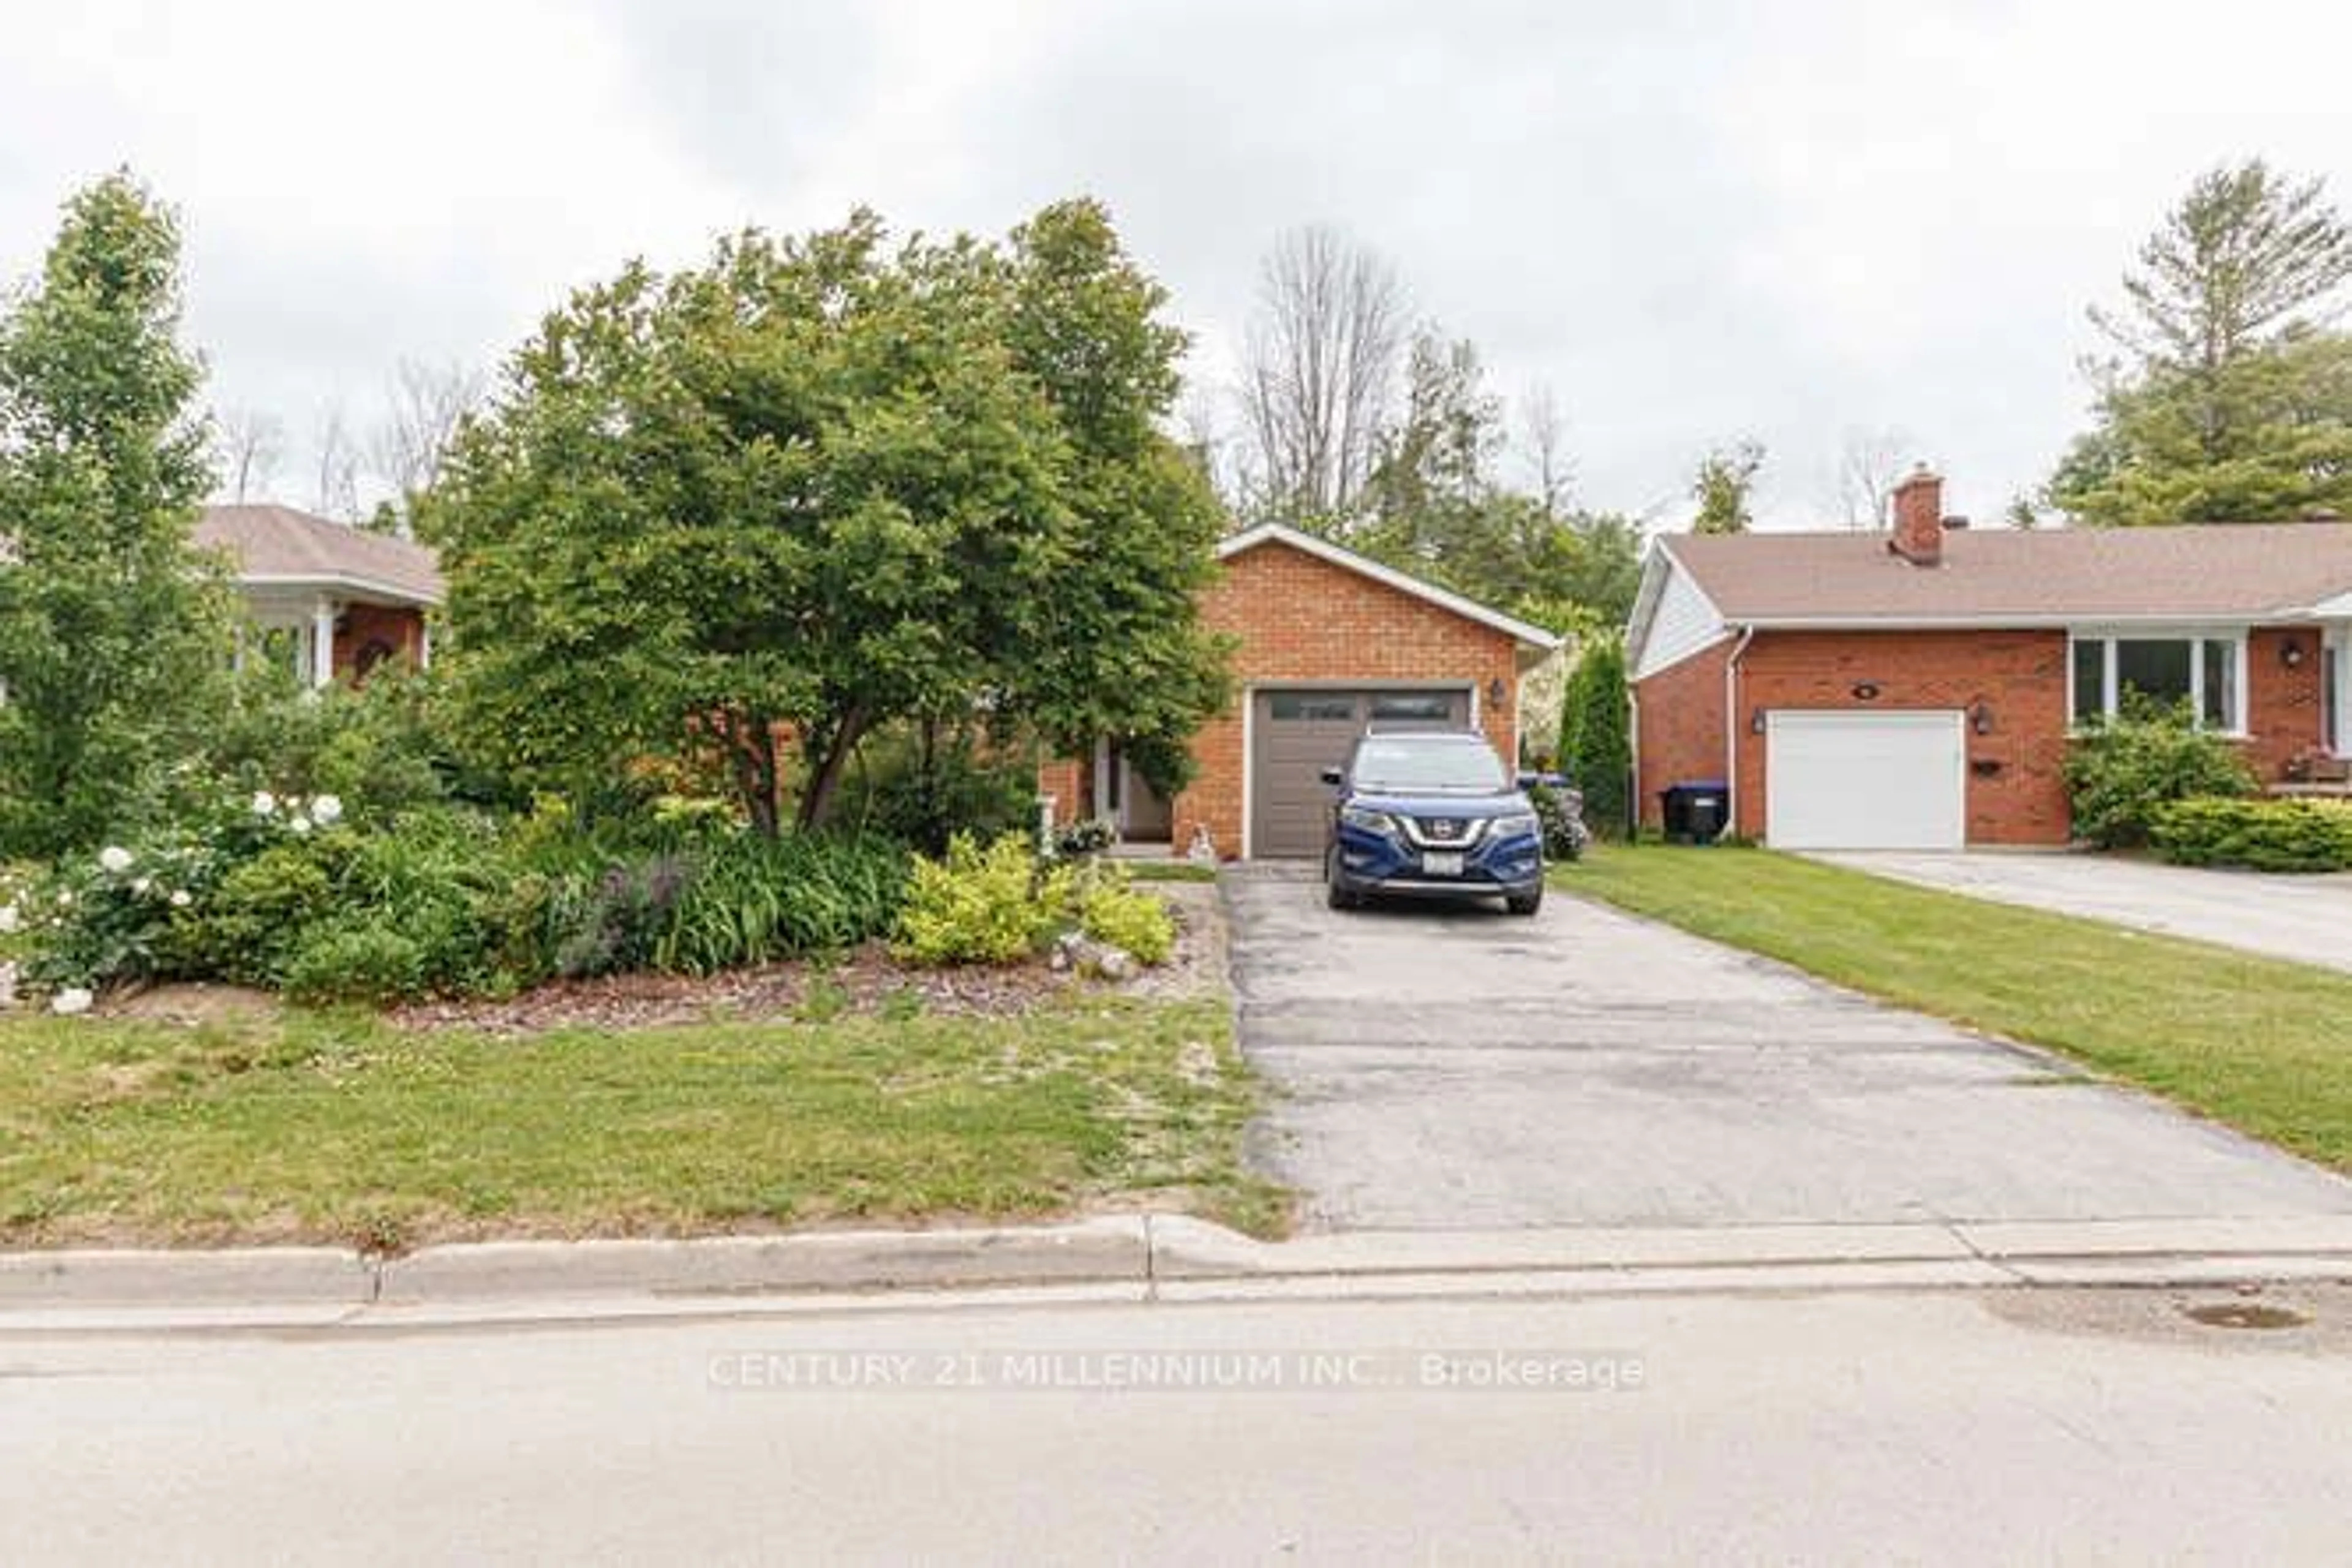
[311,404,363,521]
[1237,225,1407,526]
[1518,381,1574,516]
[216,406,284,502]
[371,356,483,508]
[1836,426,1912,529]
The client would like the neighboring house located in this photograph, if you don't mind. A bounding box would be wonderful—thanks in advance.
[1624,468,2352,849]
[194,504,443,687]
[1041,522,1561,860]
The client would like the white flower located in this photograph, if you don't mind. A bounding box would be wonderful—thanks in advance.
[309,794,344,826]
[132,877,152,895]
[169,889,193,909]
[0,902,18,933]
[252,791,277,816]
[50,987,94,1016]
[55,890,73,908]
[288,815,312,835]
[98,845,134,873]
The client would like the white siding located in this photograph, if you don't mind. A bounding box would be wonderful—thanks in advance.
[1632,557,1730,679]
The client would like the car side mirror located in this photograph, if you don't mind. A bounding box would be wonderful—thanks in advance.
[1319,767,1344,787]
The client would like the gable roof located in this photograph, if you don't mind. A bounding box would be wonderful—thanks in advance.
[195,504,444,606]
[1216,522,1562,650]
[1661,522,2352,627]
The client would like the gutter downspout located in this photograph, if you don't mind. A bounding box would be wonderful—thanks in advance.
[1723,626,1756,840]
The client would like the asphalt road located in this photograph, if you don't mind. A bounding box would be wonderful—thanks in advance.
[5,1284,2350,1564]
[1226,865,2352,1230]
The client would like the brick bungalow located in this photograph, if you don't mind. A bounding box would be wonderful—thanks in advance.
[1624,469,2352,848]
[195,504,441,686]
[1042,522,1561,860]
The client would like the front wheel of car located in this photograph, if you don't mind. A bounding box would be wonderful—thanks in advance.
[1505,888,1543,916]
[1324,850,1357,910]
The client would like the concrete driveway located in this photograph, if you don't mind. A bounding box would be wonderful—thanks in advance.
[1811,851,2352,974]
[1226,865,2352,1231]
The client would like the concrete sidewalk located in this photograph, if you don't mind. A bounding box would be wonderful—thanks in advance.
[1812,850,2352,974]
[9,1213,2352,1326]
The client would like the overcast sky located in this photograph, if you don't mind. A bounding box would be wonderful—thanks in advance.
[4,0,2348,529]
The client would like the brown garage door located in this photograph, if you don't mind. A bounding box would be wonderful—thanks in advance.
[1250,687,1469,858]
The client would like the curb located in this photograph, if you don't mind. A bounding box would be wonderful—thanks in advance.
[6,1215,2352,1319]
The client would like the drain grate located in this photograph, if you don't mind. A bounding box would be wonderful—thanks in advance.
[2181,1302,2309,1331]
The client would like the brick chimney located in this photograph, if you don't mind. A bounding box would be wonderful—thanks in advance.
[1890,464,1945,567]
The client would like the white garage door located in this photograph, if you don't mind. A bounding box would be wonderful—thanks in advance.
[1765,710,1966,850]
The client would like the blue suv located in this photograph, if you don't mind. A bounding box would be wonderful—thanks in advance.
[1321,728,1546,915]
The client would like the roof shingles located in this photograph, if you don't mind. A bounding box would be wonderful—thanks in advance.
[1666,522,2352,624]
[194,504,443,605]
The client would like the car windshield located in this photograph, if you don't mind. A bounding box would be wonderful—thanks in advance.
[1351,737,1507,794]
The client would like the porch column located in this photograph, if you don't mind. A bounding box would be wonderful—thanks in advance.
[309,598,339,690]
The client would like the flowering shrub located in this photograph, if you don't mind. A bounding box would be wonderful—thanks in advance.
[2,787,364,995]
[5,788,911,1006]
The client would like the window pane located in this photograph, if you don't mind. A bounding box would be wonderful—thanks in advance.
[1269,693,1355,722]
[2071,640,2104,721]
[2115,639,2193,717]
[2202,641,2236,730]
[1370,693,1455,722]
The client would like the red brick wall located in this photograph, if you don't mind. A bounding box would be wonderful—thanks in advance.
[2245,627,2329,783]
[1635,624,2335,846]
[1149,540,1523,859]
[333,603,427,680]
[1632,640,1732,829]
[1732,628,2073,845]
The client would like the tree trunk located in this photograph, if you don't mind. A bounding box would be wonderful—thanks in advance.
[797,704,871,831]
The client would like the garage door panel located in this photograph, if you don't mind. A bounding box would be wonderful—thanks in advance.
[1766,711,1965,851]
[1250,687,1471,858]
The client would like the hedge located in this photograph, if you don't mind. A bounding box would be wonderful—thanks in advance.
[2148,797,2352,873]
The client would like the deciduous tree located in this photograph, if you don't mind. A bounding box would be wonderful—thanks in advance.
[1237,225,1407,526]
[1691,439,1763,534]
[424,202,1227,834]
[0,172,232,856]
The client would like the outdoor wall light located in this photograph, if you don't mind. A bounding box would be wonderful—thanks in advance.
[1750,707,1768,734]
[1850,680,1881,700]
[1970,700,1995,736]
[2282,639,2307,669]
[1487,677,1508,710]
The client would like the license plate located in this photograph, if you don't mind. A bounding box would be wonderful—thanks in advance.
[1422,851,1464,876]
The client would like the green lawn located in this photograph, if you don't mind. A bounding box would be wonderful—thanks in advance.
[1559,845,2352,1175]
[0,995,1283,1251]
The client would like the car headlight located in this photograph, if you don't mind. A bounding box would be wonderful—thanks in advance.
[1488,812,1540,842]
[1340,804,1399,835]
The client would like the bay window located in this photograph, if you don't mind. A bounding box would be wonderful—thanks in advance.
[2068,631,2245,732]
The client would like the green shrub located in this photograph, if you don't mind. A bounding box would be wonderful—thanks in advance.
[178,664,459,830]
[1528,782,1589,862]
[175,843,337,986]
[842,727,1039,855]
[2065,701,2258,849]
[1559,638,1631,838]
[2150,797,2352,872]
[1052,817,1116,860]
[282,923,428,1005]
[1079,877,1175,966]
[895,833,1072,965]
